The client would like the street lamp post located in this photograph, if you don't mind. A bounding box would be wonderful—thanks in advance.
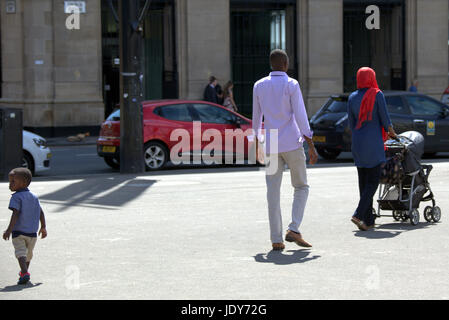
[118,0,146,174]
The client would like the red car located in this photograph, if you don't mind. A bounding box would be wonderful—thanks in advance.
[442,85,449,105]
[97,100,263,170]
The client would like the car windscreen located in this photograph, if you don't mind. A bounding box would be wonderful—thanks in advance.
[323,98,347,113]
[106,109,120,121]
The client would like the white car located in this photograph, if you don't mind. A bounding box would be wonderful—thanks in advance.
[23,130,52,175]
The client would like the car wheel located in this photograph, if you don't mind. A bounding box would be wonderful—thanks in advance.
[144,141,168,170]
[104,156,120,169]
[22,151,35,175]
[316,147,341,160]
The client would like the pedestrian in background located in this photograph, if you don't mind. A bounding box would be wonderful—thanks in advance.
[203,76,219,104]
[347,67,397,231]
[222,81,238,112]
[252,49,318,251]
[3,168,47,285]
[215,82,224,105]
[408,79,418,92]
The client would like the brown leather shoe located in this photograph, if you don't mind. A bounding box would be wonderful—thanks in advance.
[272,243,285,251]
[285,230,312,248]
[351,217,369,231]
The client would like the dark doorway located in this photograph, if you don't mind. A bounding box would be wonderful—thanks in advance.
[143,2,177,100]
[101,0,177,119]
[344,0,405,92]
[231,0,297,118]
[101,0,121,118]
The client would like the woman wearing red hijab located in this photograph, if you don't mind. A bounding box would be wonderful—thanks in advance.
[347,67,397,231]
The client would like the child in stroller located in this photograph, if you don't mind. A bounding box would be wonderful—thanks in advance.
[376,131,441,225]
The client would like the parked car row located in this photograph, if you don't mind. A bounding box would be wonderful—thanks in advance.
[98,90,449,169]
[310,91,449,159]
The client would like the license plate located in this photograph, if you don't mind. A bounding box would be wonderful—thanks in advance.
[313,136,326,143]
[102,146,116,153]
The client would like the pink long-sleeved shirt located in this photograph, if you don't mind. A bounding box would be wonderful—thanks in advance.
[252,71,313,154]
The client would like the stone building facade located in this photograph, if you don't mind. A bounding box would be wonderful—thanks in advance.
[0,0,103,136]
[1,0,448,135]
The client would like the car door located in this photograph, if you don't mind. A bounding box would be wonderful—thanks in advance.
[403,95,449,152]
[190,103,248,162]
[151,104,196,162]
[384,95,413,134]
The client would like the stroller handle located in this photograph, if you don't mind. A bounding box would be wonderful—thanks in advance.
[386,135,412,146]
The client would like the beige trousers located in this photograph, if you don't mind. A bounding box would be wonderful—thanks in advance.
[12,235,37,262]
[265,147,309,243]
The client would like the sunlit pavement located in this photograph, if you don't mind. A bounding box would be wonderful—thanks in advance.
[0,162,448,299]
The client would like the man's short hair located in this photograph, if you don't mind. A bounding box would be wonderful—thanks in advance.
[9,167,32,186]
[270,49,289,70]
[209,76,217,83]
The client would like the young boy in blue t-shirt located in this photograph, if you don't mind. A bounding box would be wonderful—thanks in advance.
[3,168,47,285]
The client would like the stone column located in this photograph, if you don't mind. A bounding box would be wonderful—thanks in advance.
[297,0,309,105]
[297,0,343,116]
[175,0,231,100]
[52,0,104,128]
[406,0,417,89]
[0,0,104,133]
[407,0,448,98]
[1,0,56,127]
[1,0,25,100]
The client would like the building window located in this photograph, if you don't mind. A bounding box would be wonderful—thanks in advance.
[270,10,286,50]
[231,2,297,116]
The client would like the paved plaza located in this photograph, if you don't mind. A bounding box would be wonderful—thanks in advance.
[1,162,448,299]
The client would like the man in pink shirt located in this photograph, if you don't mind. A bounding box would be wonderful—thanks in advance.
[252,49,318,250]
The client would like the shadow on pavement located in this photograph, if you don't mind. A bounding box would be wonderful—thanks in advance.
[353,221,432,239]
[353,229,402,239]
[34,164,264,181]
[254,249,321,265]
[0,282,43,292]
[142,163,263,176]
[375,221,433,231]
[39,175,157,211]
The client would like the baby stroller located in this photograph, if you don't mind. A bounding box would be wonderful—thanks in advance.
[375,131,441,225]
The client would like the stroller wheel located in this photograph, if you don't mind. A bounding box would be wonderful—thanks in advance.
[393,210,402,221]
[410,209,420,226]
[424,206,434,223]
[372,208,378,219]
[432,206,441,223]
[401,211,408,222]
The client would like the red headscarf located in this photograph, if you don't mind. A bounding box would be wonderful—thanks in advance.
[356,67,388,142]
